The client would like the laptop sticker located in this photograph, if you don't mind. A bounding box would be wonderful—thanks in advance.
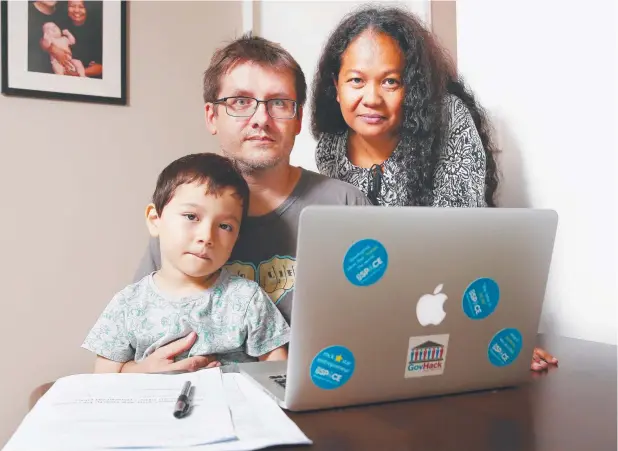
[488,328,522,367]
[310,345,355,390]
[462,277,500,320]
[404,334,449,378]
[416,284,448,326]
[343,238,388,287]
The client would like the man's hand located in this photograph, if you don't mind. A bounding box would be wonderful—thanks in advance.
[121,331,220,374]
[46,42,70,66]
[531,347,558,372]
[45,42,77,74]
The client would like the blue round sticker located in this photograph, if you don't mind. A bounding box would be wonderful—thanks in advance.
[343,239,388,286]
[310,345,355,390]
[488,328,523,367]
[462,278,500,320]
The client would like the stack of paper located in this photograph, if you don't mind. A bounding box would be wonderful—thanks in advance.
[3,368,311,451]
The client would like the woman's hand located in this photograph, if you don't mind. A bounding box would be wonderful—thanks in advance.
[121,332,220,373]
[84,61,103,77]
[531,347,558,372]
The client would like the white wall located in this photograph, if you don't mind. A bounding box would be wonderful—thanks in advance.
[456,1,617,344]
[255,1,431,171]
[0,2,242,446]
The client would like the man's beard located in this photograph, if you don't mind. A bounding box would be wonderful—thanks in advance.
[221,148,283,175]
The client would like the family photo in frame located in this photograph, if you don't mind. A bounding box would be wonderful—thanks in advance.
[1,1,127,105]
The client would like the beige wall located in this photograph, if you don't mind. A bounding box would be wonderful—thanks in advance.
[0,1,242,445]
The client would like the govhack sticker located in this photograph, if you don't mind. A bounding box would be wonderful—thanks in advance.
[462,277,500,320]
[404,334,449,378]
[488,328,523,367]
[343,239,388,286]
[310,345,355,390]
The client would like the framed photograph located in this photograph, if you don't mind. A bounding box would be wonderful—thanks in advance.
[1,0,127,105]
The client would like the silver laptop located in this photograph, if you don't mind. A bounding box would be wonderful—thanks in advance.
[239,206,558,411]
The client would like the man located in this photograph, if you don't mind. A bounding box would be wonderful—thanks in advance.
[28,1,73,74]
[119,34,371,373]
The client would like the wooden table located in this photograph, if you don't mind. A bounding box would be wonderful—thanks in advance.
[28,335,616,450]
[281,335,617,451]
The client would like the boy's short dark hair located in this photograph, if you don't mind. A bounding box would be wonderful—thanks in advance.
[152,153,249,221]
[202,33,307,107]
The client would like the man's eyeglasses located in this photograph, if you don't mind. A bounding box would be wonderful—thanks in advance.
[213,96,298,119]
[367,164,383,206]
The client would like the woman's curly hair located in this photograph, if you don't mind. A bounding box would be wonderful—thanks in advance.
[310,6,499,207]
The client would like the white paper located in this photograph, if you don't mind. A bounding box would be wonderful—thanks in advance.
[3,368,236,450]
[4,370,312,451]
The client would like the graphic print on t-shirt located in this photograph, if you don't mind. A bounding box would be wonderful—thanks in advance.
[224,255,296,305]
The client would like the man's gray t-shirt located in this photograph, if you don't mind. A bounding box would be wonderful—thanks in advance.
[134,169,372,323]
[82,268,290,365]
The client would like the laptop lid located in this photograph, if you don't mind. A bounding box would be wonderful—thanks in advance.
[284,207,558,411]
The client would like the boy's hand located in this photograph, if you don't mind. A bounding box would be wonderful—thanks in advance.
[121,332,220,373]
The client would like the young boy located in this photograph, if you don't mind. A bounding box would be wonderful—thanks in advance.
[82,153,290,372]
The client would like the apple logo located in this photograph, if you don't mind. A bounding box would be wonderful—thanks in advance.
[416,284,448,326]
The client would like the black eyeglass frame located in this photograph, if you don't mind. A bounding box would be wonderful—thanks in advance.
[212,96,298,119]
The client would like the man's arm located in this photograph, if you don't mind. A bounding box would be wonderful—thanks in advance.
[39,34,53,51]
[41,39,74,72]
[62,29,76,45]
[133,237,161,282]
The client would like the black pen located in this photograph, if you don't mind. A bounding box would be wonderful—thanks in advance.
[173,381,192,419]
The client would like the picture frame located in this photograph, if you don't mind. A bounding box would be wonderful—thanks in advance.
[1,0,127,105]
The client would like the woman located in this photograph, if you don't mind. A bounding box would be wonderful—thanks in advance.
[66,0,103,78]
[311,6,556,371]
[312,6,497,208]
